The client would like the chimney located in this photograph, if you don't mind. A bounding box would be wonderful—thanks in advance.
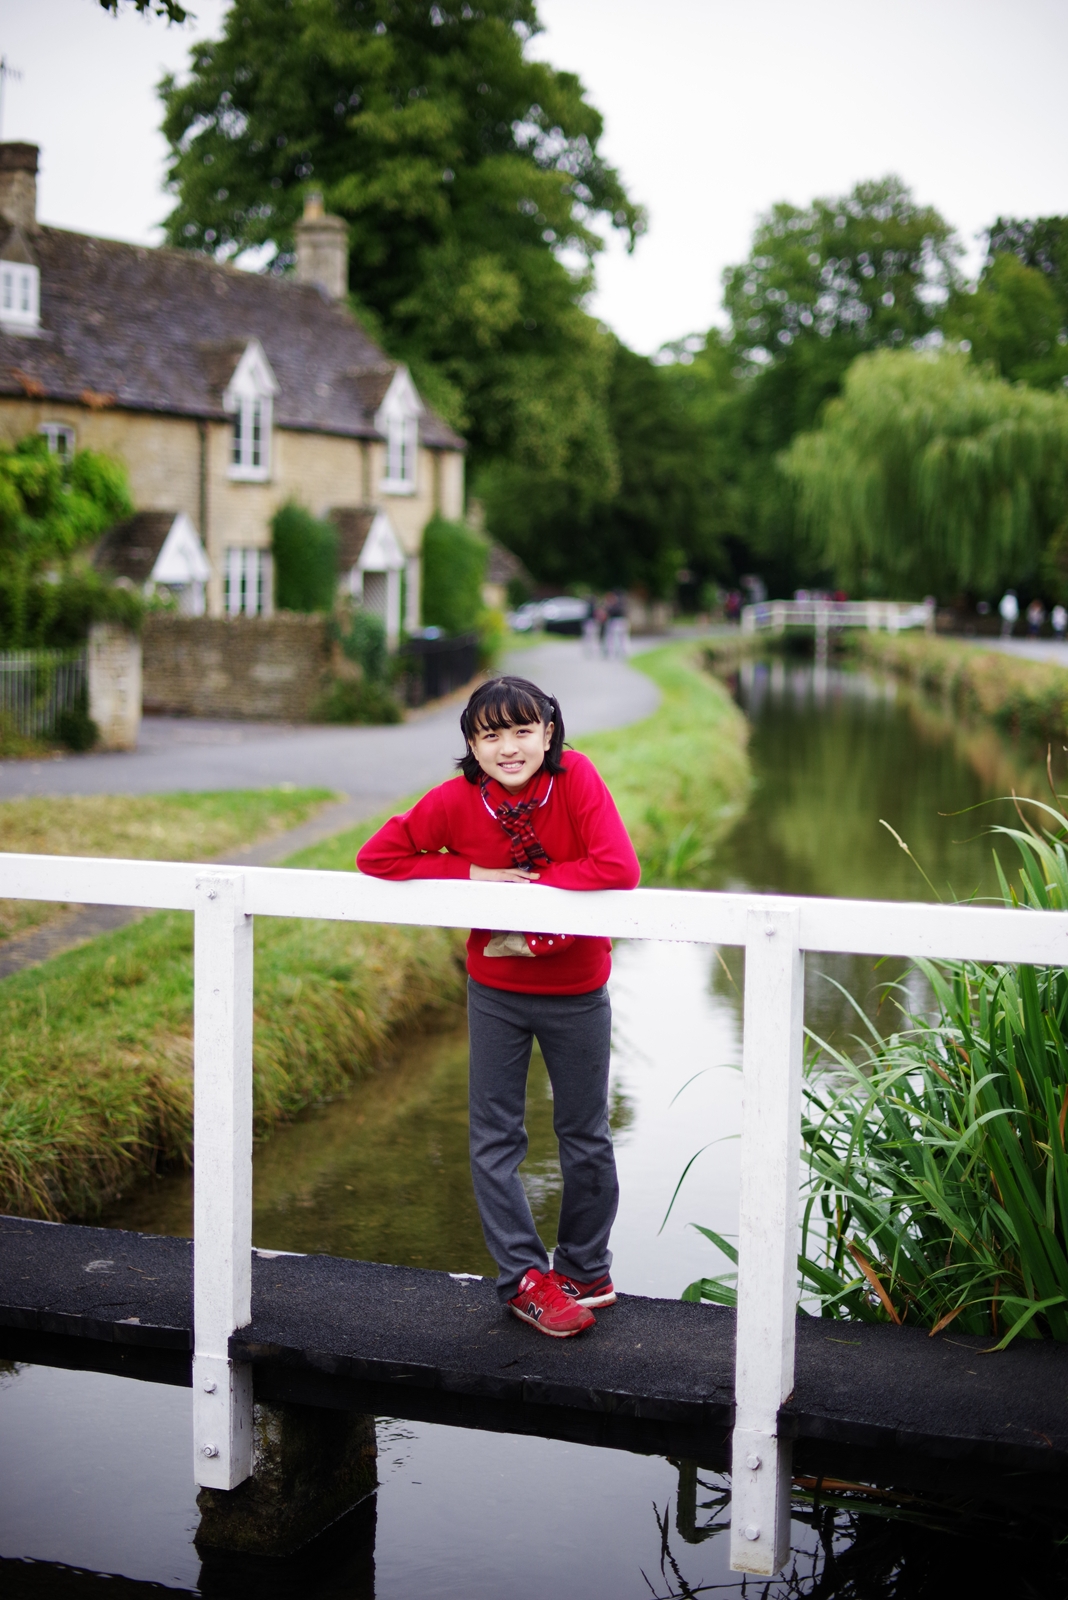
[294,192,348,300]
[0,144,38,232]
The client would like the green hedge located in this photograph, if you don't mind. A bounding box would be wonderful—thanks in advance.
[271,503,338,613]
[421,515,487,636]
[0,568,144,649]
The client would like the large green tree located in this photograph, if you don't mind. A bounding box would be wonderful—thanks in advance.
[947,217,1068,390]
[710,177,962,593]
[782,349,1068,599]
[986,215,1068,319]
[100,0,190,18]
[482,338,730,596]
[0,434,137,647]
[0,435,131,574]
[159,0,641,495]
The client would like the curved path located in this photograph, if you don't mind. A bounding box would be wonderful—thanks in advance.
[0,640,661,976]
[0,639,659,811]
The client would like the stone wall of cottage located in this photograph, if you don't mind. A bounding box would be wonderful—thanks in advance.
[142,613,330,721]
[0,400,464,619]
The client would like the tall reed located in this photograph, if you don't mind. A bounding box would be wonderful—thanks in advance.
[683,798,1068,1347]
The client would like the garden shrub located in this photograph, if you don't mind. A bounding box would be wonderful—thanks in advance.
[421,515,487,636]
[272,503,339,613]
[0,568,145,649]
[54,687,99,752]
[314,606,403,724]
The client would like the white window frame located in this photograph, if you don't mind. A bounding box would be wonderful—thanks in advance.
[0,260,40,331]
[230,395,272,479]
[224,547,274,617]
[375,366,424,497]
[223,340,279,484]
[38,422,75,461]
[384,413,417,491]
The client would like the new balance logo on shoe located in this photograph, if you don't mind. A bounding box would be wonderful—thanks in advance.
[550,1270,617,1308]
[507,1268,595,1337]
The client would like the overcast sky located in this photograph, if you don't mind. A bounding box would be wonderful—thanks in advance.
[4,0,1067,354]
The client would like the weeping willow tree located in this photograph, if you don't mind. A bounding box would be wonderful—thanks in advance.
[782,349,1068,597]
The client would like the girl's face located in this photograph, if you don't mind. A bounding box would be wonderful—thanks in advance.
[469,717,554,791]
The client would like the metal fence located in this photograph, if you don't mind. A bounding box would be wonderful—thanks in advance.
[398,631,480,705]
[1,853,1063,1573]
[0,648,87,738]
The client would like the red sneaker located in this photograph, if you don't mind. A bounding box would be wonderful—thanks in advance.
[551,1270,617,1308]
[508,1269,596,1337]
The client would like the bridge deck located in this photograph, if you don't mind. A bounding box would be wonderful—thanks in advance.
[3,1215,1068,1478]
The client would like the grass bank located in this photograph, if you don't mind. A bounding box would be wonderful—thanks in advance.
[0,788,335,944]
[577,643,751,885]
[850,631,1068,745]
[0,645,751,1220]
[0,802,466,1220]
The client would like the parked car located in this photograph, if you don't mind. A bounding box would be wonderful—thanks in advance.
[507,601,544,633]
[540,597,593,636]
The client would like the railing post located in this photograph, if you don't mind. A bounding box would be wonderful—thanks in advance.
[192,872,254,1490]
[730,903,804,1576]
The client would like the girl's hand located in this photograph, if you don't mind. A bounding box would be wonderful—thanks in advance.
[470,864,539,883]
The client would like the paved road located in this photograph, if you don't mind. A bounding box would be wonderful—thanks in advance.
[973,637,1068,668]
[0,639,661,808]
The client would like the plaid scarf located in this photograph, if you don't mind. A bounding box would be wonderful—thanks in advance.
[479,768,554,871]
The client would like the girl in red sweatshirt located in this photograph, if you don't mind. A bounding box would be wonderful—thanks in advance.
[357,674,640,1337]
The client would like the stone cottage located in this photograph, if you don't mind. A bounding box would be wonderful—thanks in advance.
[0,144,465,643]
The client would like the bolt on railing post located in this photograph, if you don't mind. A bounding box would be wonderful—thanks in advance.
[192,872,254,1490]
[730,903,804,1576]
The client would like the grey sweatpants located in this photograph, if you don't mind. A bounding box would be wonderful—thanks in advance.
[467,977,618,1303]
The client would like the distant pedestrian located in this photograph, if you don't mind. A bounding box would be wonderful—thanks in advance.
[999,590,1019,638]
[603,592,628,659]
[1053,605,1067,640]
[357,676,640,1339]
[1026,598,1046,637]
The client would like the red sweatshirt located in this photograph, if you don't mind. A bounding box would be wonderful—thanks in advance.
[356,751,640,994]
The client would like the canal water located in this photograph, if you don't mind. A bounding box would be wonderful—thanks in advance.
[1,659,1063,1597]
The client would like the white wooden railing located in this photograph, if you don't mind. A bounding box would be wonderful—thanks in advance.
[741,597,936,637]
[2,853,1065,1576]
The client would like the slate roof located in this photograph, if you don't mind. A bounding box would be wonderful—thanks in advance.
[329,507,376,570]
[0,226,464,449]
[486,540,532,588]
[94,511,176,584]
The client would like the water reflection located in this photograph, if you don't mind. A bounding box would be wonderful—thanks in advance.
[8,652,1068,1595]
[722,658,1025,903]
[710,659,1049,1054]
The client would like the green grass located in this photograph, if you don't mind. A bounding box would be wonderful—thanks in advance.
[0,646,752,1221]
[0,803,465,1220]
[577,643,752,884]
[0,788,336,944]
[850,630,1068,745]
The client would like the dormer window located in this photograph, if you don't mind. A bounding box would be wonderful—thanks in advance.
[0,260,39,331]
[386,413,416,485]
[376,365,424,495]
[223,339,279,482]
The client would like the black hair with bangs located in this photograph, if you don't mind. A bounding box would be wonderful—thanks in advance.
[458,675,566,783]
